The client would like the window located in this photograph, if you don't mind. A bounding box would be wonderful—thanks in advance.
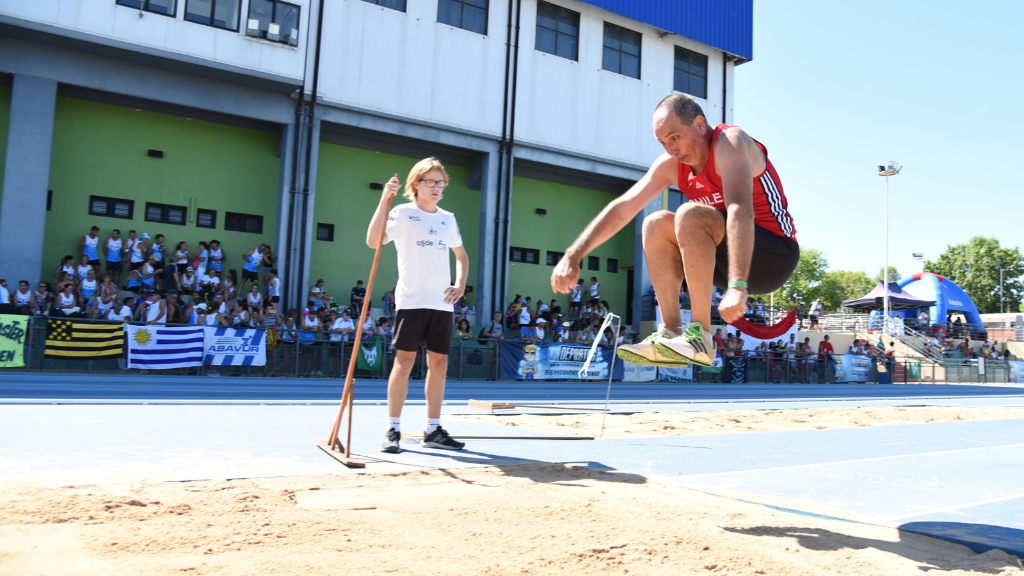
[588,256,600,271]
[546,250,564,266]
[145,202,187,225]
[438,0,487,35]
[246,0,300,45]
[317,223,335,242]
[607,258,618,273]
[116,0,177,17]
[225,212,263,234]
[510,246,540,264]
[674,46,708,99]
[535,1,579,61]
[602,22,641,79]
[359,0,406,11]
[88,195,134,220]
[196,209,217,229]
[186,0,241,30]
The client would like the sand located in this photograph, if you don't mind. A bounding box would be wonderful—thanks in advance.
[1,406,1022,575]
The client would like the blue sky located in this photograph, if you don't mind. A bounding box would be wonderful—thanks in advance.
[733,0,1024,282]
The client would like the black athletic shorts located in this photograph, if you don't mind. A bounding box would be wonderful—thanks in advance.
[130,262,144,271]
[88,259,100,267]
[713,214,800,294]
[242,269,259,282]
[392,308,453,354]
[106,262,122,272]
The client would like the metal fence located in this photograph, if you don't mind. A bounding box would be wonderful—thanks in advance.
[3,316,1010,384]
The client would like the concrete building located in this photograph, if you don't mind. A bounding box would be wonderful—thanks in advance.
[0,0,752,328]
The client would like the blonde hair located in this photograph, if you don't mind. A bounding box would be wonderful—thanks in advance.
[403,157,450,202]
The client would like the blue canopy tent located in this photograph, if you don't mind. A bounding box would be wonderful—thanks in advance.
[842,281,936,310]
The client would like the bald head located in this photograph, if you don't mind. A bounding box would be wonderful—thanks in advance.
[655,93,706,126]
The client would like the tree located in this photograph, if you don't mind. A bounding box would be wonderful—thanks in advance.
[925,237,1024,314]
[819,270,874,311]
[764,248,829,306]
[871,266,901,285]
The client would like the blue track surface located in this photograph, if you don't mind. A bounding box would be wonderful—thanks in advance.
[2,372,1024,403]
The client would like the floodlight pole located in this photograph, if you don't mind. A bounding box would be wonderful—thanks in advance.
[1000,267,1004,314]
[878,162,900,335]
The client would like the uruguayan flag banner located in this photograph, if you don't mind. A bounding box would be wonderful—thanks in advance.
[203,327,266,366]
[127,325,205,369]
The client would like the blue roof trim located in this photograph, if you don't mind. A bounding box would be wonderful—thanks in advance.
[579,0,753,61]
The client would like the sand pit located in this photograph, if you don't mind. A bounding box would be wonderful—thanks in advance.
[1,405,1022,575]
[453,406,1024,439]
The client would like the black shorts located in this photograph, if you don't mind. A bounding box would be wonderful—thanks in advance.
[569,301,581,310]
[88,259,100,267]
[242,269,259,282]
[176,264,189,274]
[713,219,800,294]
[130,262,144,271]
[107,262,122,272]
[270,296,280,304]
[392,308,453,354]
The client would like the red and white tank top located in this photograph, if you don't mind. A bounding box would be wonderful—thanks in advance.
[677,124,797,240]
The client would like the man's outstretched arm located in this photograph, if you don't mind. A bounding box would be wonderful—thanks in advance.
[713,127,758,324]
[550,154,676,294]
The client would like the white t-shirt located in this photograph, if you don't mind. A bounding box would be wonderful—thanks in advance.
[108,306,133,322]
[385,203,463,312]
[330,318,354,342]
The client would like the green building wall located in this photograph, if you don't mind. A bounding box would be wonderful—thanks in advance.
[508,176,634,316]
[43,96,279,283]
[312,143,481,313]
[0,85,11,205]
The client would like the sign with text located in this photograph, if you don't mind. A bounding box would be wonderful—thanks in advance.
[499,341,624,380]
[0,315,27,368]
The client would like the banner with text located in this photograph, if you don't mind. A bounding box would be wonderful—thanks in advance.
[499,341,625,380]
[1009,361,1024,383]
[622,362,658,382]
[203,327,266,366]
[0,315,27,368]
[835,354,875,383]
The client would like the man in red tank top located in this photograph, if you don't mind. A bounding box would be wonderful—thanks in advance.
[551,94,799,367]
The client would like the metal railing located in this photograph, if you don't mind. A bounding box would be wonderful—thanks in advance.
[2,316,1011,384]
[2,316,503,381]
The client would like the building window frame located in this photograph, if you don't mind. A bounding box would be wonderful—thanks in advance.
[185,0,242,31]
[225,212,264,234]
[438,0,488,35]
[88,195,135,220]
[535,1,579,61]
[602,21,642,79]
[316,223,335,242]
[674,46,708,99]
[145,202,188,226]
[359,0,406,12]
[510,246,540,264]
[115,0,178,18]
[245,0,301,46]
[196,208,217,229]
[588,256,600,271]
[546,250,564,266]
[607,258,618,273]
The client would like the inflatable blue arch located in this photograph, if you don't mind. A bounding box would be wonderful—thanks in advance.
[891,273,986,338]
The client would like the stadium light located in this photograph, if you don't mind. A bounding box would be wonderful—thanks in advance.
[878,162,901,334]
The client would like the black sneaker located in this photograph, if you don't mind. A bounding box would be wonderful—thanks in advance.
[420,427,465,450]
[381,428,401,453]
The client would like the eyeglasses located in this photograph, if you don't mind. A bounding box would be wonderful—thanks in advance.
[419,178,447,189]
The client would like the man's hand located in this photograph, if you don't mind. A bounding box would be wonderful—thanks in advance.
[717,287,747,324]
[550,255,580,294]
[443,285,465,305]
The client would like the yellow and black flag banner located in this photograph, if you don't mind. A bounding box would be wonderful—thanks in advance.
[45,320,124,358]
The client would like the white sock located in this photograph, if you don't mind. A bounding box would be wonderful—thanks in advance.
[389,417,401,432]
[425,418,440,434]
